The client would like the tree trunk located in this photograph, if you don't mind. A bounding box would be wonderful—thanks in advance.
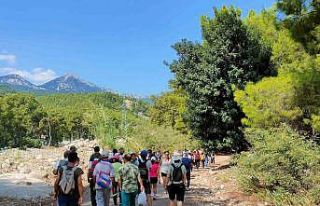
[48,119,52,146]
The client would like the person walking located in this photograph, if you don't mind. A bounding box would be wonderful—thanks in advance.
[194,151,200,169]
[112,154,123,205]
[167,153,187,206]
[160,151,171,193]
[88,146,101,206]
[93,151,115,206]
[119,154,144,206]
[149,156,160,198]
[53,150,69,175]
[181,152,192,189]
[54,151,84,206]
[138,150,153,206]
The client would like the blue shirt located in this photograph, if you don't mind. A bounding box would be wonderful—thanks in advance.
[182,158,192,172]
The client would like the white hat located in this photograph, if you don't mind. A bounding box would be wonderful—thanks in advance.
[101,150,109,158]
[172,152,182,162]
[151,156,157,161]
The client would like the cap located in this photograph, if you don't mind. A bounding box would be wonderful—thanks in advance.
[140,150,148,157]
[100,151,109,158]
[151,156,157,161]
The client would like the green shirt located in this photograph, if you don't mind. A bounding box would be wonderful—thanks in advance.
[112,162,123,182]
[119,162,140,193]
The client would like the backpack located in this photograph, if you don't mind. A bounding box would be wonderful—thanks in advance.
[88,157,100,178]
[171,164,183,184]
[58,159,68,170]
[96,161,113,189]
[97,173,112,189]
[59,166,77,194]
[182,158,191,172]
[138,159,149,180]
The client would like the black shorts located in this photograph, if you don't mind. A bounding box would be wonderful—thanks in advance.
[161,172,167,177]
[142,180,151,195]
[150,177,158,184]
[168,184,185,201]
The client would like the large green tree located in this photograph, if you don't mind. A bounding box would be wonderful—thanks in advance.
[169,7,274,150]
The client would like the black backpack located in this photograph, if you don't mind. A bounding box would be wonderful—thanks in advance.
[138,159,149,180]
[171,164,183,183]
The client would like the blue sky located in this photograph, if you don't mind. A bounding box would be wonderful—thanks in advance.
[0,0,274,95]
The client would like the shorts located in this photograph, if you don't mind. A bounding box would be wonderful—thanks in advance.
[150,177,158,184]
[168,184,185,201]
[161,172,167,177]
[140,180,151,195]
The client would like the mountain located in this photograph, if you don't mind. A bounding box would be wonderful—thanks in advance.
[0,74,102,93]
[0,74,45,92]
[41,74,102,93]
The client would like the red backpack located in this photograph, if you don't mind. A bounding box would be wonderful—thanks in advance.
[88,158,100,178]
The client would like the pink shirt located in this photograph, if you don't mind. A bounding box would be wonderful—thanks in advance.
[149,163,159,178]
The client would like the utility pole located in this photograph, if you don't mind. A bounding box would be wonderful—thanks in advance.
[121,98,128,139]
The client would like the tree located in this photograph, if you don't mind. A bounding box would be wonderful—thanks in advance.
[169,7,274,150]
[0,94,45,148]
[277,0,320,54]
[149,88,188,134]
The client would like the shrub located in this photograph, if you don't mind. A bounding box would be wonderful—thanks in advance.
[237,125,320,205]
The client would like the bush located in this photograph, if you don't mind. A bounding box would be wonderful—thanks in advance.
[20,137,42,149]
[237,125,320,205]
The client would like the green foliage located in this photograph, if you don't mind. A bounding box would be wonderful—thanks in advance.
[235,75,303,128]
[237,126,320,205]
[169,6,274,151]
[149,88,188,134]
[0,94,45,148]
[124,119,200,152]
[277,0,320,54]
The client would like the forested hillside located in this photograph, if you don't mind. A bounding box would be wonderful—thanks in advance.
[0,91,197,151]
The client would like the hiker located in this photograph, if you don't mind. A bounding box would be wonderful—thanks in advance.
[53,150,69,175]
[130,151,139,166]
[88,146,101,206]
[138,150,153,206]
[54,151,84,206]
[182,152,193,189]
[93,151,115,206]
[200,152,206,168]
[160,151,171,193]
[119,154,144,206]
[167,153,187,206]
[204,153,209,167]
[112,154,122,205]
[210,152,215,165]
[194,151,200,169]
[149,156,160,198]
[119,148,125,162]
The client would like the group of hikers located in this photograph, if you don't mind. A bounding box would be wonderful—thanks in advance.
[53,145,214,206]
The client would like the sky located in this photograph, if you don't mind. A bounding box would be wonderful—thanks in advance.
[0,0,274,95]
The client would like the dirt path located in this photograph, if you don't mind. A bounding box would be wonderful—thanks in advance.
[82,155,267,206]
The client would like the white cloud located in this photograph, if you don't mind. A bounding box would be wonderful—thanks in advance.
[0,67,57,84]
[0,54,16,64]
